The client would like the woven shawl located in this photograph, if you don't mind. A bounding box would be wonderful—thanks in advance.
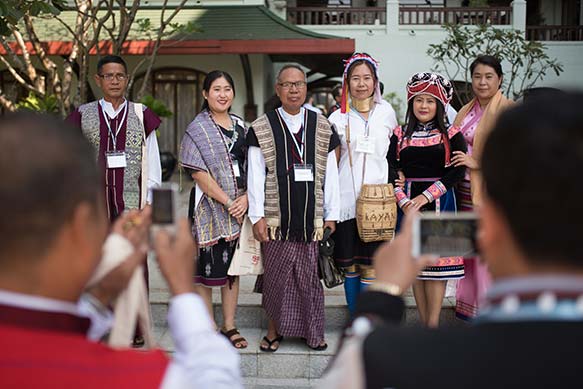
[180,109,240,247]
[453,90,514,205]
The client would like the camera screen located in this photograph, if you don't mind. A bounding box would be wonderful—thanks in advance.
[420,218,477,258]
[152,189,174,224]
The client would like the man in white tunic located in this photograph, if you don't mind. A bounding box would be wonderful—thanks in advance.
[247,65,340,351]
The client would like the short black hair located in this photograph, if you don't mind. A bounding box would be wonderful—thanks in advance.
[0,114,101,261]
[97,55,128,74]
[470,55,503,79]
[201,70,236,111]
[481,90,583,267]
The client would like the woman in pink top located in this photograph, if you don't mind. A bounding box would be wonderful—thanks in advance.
[452,55,514,320]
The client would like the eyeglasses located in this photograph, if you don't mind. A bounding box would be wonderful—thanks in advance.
[98,73,128,81]
[278,81,307,90]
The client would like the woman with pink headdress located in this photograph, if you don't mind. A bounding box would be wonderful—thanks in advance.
[328,53,399,315]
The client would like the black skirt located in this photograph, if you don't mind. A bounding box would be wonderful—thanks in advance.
[332,218,384,268]
[194,238,237,287]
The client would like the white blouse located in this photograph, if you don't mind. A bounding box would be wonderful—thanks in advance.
[328,100,398,222]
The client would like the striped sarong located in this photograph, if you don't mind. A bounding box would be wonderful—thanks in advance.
[259,240,325,348]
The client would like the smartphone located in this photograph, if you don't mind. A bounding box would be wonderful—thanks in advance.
[151,183,178,236]
[412,212,478,258]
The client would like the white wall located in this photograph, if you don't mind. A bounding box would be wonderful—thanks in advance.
[308,24,583,108]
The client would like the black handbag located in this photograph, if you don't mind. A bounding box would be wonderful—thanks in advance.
[318,227,345,288]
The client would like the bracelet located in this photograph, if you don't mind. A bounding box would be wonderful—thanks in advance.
[368,282,403,296]
[224,198,234,209]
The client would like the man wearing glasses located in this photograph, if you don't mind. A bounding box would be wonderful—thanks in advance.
[247,64,340,352]
[67,55,161,347]
[68,55,162,222]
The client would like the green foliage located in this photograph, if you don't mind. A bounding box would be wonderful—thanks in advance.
[0,0,64,36]
[15,92,60,114]
[384,92,406,125]
[140,95,173,118]
[427,24,564,102]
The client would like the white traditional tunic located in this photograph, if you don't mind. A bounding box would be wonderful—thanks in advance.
[328,100,398,222]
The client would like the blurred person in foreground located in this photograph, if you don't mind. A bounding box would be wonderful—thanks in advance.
[0,114,241,388]
[321,91,583,389]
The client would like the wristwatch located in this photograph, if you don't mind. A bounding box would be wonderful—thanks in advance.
[368,282,403,296]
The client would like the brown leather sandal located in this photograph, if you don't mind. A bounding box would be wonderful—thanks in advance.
[220,327,248,349]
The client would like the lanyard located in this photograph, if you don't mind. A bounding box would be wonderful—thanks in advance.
[101,100,128,151]
[278,108,307,164]
[221,118,238,154]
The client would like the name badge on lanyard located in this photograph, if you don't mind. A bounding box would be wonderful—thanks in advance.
[356,135,376,154]
[294,164,313,182]
[101,100,128,169]
[106,151,127,168]
[232,159,241,177]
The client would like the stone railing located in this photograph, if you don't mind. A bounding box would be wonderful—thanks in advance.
[399,6,512,26]
[286,6,386,26]
[526,25,583,41]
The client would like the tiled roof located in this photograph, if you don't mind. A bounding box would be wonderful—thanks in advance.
[29,5,348,41]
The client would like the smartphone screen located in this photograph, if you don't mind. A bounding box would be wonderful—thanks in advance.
[152,188,174,225]
[414,213,478,258]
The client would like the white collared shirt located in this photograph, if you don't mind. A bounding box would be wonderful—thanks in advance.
[99,98,162,204]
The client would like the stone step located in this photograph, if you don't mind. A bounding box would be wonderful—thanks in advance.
[154,325,340,380]
[151,295,459,332]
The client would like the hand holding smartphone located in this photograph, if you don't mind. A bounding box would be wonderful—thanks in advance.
[151,183,179,237]
[412,212,478,258]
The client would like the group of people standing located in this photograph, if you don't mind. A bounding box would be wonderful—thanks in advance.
[180,51,514,352]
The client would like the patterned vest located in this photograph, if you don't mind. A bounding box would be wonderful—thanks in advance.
[79,101,145,210]
[251,110,332,241]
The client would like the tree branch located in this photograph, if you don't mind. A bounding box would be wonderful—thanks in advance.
[0,55,43,95]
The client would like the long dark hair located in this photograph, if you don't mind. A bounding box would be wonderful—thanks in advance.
[403,98,448,138]
[401,97,451,162]
[201,70,236,111]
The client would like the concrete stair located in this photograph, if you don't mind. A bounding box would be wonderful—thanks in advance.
[148,183,464,388]
[148,257,463,388]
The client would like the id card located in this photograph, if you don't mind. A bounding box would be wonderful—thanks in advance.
[232,160,241,177]
[355,136,376,154]
[294,164,313,182]
[106,151,127,169]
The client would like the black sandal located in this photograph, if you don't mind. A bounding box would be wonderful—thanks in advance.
[132,335,145,348]
[307,340,328,351]
[259,335,283,352]
[220,327,248,349]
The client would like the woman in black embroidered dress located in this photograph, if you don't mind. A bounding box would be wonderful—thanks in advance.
[388,72,467,327]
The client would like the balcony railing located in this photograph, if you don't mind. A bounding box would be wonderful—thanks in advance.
[287,7,386,26]
[526,25,583,41]
[399,6,512,25]
[287,6,512,26]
